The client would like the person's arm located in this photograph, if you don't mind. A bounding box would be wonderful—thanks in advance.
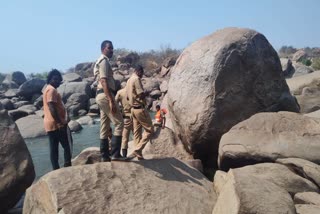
[99,59,116,114]
[100,78,116,113]
[48,102,64,128]
[46,88,64,128]
[135,78,148,101]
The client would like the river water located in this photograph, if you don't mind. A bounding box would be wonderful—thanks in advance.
[25,112,155,179]
[25,119,101,179]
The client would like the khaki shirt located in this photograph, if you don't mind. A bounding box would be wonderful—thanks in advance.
[93,54,116,92]
[43,84,67,132]
[115,88,131,117]
[126,73,145,107]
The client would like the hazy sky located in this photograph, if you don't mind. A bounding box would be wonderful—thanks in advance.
[0,0,319,74]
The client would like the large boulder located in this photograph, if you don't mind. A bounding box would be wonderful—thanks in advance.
[294,192,320,205]
[305,109,320,118]
[73,62,95,78]
[213,163,318,214]
[63,73,82,82]
[17,104,37,114]
[76,115,95,125]
[12,71,27,85]
[295,86,320,113]
[0,110,35,213]
[68,120,82,132]
[141,77,160,92]
[9,71,27,86]
[167,27,299,167]
[89,103,99,114]
[72,147,100,166]
[292,50,308,62]
[13,101,30,109]
[57,82,92,102]
[286,70,320,94]
[4,89,19,98]
[17,78,46,99]
[65,93,89,117]
[24,158,216,214]
[218,112,320,170]
[293,63,314,77]
[144,128,193,160]
[295,204,320,213]
[0,98,14,110]
[16,115,46,138]
[8,109,29,121]
[159,80,168,93]
[276,158,320,187]
[286,71,320,113]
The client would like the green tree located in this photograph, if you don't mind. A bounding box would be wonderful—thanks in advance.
[300,58,312,66]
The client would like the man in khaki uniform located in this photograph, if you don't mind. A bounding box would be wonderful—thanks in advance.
[115,87,132,158]
[126,65,154,160]
[94,40,124,161]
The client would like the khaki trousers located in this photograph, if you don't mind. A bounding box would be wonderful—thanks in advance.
[96,93,124,138]
[121,117,133,149]
[131,108,154,154]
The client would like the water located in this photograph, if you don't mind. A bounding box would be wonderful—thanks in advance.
[25,112,155,179]
[25,120,101,179]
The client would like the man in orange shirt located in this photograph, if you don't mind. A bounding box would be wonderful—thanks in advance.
[154,105,166,129]
[43,69,72,170]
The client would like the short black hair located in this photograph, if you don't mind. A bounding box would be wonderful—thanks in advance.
[156,105,160,109]
[134,64,144,73]
[47,69,62,84]
[101,40,112,51]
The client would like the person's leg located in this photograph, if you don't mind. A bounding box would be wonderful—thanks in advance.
[132,109,142,147]
[96,94,111,161]
[47,130,60,170]
[133,109,154,156]
[58,126,72,167]
[97,93,124,160]
[121,117,132,157]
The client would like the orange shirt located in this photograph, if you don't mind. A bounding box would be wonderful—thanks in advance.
[43,84,67,132]
[155,109,167,123]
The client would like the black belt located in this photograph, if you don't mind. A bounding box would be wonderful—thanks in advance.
[133,106,144,109]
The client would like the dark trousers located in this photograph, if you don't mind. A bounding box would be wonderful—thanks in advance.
[47,126,72,170]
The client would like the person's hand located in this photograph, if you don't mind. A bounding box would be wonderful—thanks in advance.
[109,99,117,115]
[57,123,65,129]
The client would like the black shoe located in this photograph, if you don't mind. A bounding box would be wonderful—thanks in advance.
[101,157,111,162]
[110,135,122,158]
[110,156,127,161]
[100,139,110,162]
[64,162,72,167]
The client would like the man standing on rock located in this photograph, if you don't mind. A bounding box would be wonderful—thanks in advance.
[94,40,125,161]
[126,65,154,160]
[43,69,72,170]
